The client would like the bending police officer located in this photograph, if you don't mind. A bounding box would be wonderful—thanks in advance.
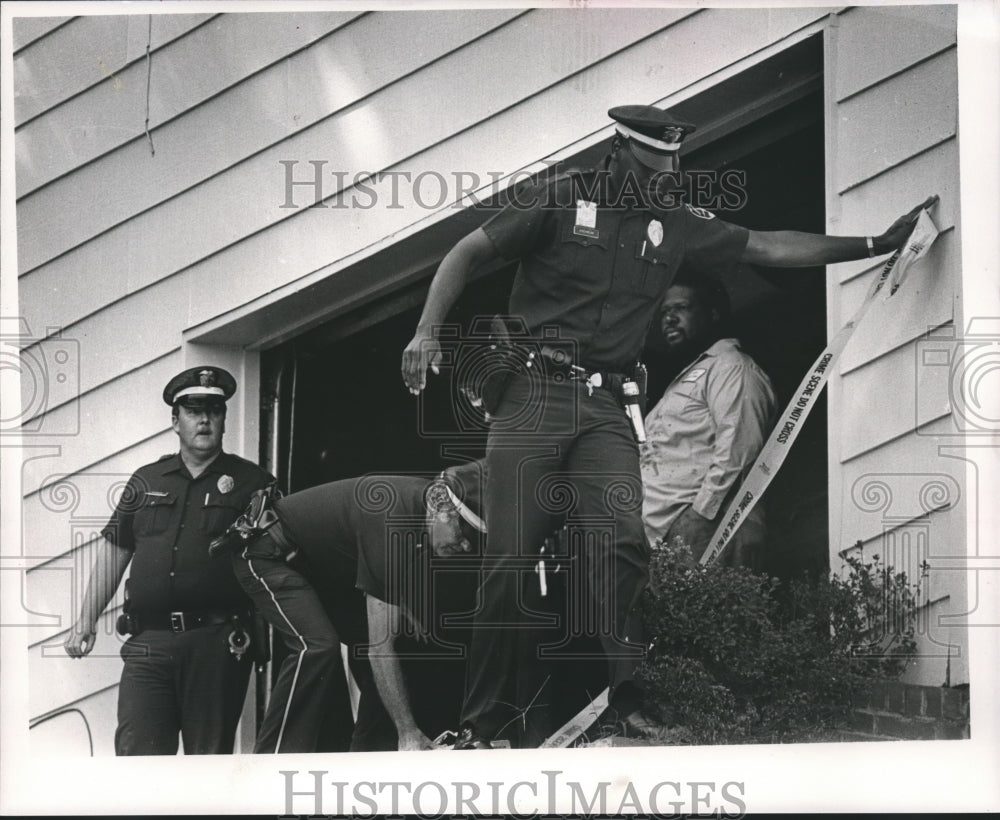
[223,461,485,753]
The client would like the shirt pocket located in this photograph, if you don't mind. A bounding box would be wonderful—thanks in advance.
[630,239,673,296]
[133,491,177,537]
[200,497,244,537]
[554,214,610,271]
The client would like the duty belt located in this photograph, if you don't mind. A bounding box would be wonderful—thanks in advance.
[127,607,252,635]
[516,345,624,395]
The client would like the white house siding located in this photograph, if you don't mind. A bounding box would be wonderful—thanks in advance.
[824,5,965,686]
[15,4,968,751]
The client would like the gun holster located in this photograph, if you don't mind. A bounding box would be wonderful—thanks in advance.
[632,362,648,415]
[115,579,136,636]
[208,482,283,558]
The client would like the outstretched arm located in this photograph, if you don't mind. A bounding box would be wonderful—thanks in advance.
[365,595,434,750]
[742,196,938,267]
[64,539,132,657]
[401,227,499,394]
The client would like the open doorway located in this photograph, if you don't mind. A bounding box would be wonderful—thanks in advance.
[265,109,829,581]
[258,36,829,744]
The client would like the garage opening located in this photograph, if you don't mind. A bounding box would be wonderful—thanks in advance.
[258,34,828,746]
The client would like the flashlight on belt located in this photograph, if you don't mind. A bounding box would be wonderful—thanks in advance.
[621,379,646,443]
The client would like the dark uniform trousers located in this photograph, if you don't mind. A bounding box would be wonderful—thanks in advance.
[461,371,650,738]
[116,625,250,755]
[232,529,395,753]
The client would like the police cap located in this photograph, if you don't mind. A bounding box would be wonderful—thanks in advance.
[608,105,696,170]
[162,366,237,407]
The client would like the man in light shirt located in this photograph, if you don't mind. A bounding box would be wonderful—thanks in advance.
[641,271,777,568]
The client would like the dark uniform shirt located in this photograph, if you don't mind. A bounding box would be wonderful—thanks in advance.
[482,168,750,372]
[275,475,428,609]
[274,461,484,611]
[103,451,272,616]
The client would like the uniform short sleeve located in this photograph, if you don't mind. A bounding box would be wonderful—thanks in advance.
[680,205,749,275]
[100,473,144,551]
[480,178,553,260]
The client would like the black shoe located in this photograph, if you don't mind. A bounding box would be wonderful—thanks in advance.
[452,724,493,750]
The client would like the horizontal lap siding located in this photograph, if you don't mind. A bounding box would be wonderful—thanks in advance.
[30,685,119,758]
[18,8,689,332]
[16,10,513,262]
[835,51,958,193]
[20,356,180,500]
[835,417,970,686]
[17,4,832,721]
[12,16,74,53]
[826,5,964,685]
[14,12,359,192]
[13,14,215,126]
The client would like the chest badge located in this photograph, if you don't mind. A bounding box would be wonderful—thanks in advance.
[647,219,663,248]
[217,475,235,494]
[573,199,599,239]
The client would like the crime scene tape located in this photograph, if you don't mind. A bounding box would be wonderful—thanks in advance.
[699,209,941,566]
[538,687,610,748]
[538,211,939,750]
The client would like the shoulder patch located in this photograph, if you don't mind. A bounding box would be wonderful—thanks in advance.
[684,204,715,220]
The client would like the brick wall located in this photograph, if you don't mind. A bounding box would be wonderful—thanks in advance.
[844,683,970,741]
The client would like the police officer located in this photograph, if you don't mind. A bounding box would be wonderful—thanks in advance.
[64,366,273,755]
[224,461,485,753]
[401,104,936,747]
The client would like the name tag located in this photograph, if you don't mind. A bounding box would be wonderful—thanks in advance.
[573,200,599,238]
[144,490,170,497]
[681,368,706,383]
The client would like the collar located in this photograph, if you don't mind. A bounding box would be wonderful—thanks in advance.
[158,450,228,476]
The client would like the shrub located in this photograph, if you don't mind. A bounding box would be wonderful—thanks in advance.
[636,543,924,744]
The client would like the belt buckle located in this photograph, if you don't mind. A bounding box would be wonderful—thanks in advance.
[169,611,186,632]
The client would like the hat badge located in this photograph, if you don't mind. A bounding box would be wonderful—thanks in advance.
[647,219,664,248]
[199,369,217,388]
[217,475,234,494]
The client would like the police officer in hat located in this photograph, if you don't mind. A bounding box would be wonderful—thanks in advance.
[65,366,273,755]
[401,103,936,747]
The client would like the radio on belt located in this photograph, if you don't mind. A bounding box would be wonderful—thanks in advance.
[621,380,646,443]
